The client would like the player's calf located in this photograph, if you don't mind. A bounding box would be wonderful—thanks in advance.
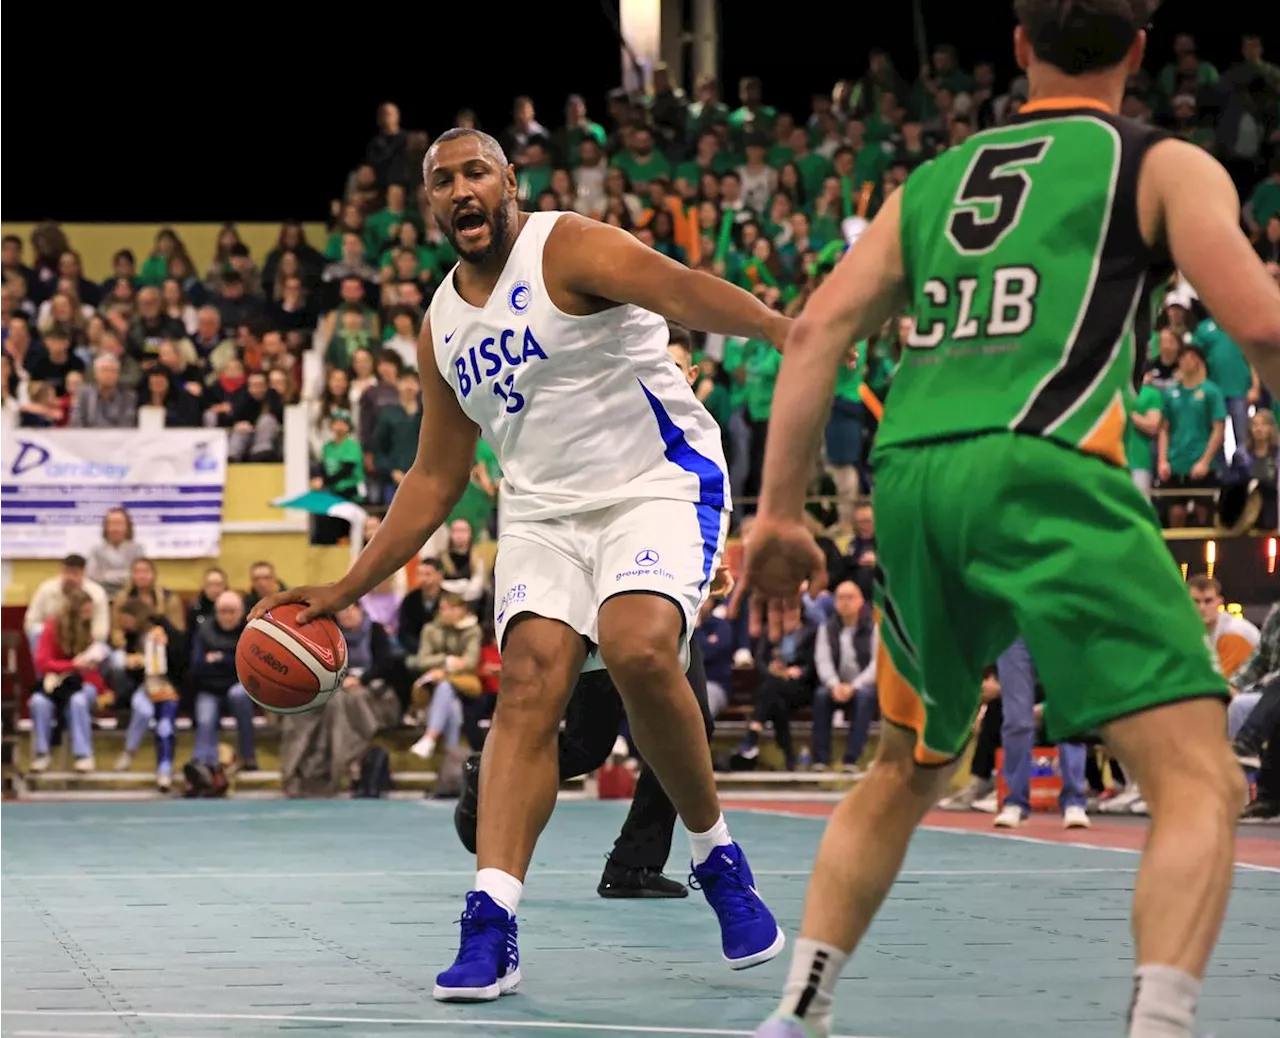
[1102,698,1242,1038]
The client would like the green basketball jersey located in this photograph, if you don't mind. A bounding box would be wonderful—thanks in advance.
[874,103,1171,469]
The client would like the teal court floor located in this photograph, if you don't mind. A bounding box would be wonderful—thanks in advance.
[2,799,1277,1038]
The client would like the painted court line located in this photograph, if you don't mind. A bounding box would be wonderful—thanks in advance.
[727,803,1280,874]
[1,866,1139,882]
[0,1011,886,1038]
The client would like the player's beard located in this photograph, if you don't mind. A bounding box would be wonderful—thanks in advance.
[449,201,513,266]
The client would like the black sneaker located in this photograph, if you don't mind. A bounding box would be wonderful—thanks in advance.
[1232,740,1263,771]
[453,753,482,854]
[597,858,688,899]
[1240,797,1280,823]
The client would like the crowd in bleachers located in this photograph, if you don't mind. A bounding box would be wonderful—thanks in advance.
[6,31,1280,815]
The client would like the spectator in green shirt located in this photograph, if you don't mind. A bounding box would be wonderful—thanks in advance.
[1158,343,1227,528]
[609,125,671,190]
[314,409,364,501]
[516,138,554,211]
[1245,160,1280,236]
[721,335,756,502]
[728,76,777,143]
[364,184,424,258]
[1192,313,1256,455]
[138,229,188,287]
[686,74,731,142]
[1127,378,1165,497]
[744,335,782,506]
[551,94,606,168]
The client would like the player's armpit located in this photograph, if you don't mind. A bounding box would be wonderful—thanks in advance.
[785,189,909,361]
[1142,140,1280,390]
[546,213,788,345]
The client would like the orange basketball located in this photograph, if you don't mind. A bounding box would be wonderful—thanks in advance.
[236,603,348,714]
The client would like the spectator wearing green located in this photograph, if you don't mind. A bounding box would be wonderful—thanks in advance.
[728,76,777,143]
[1246,160,1280,236]
[371,371,422,507]
[1192,314,1255,454]
[1127,378,1165,497]
[1158,343,1226,528]
[610,125,671,189]
[551,95,606,168]
[138,229,184,287]
[744,336,782,502]
[516,138,554,211]
[327,307,376,371]
[685,74,730,141]
[780,127,833,200]
[722,335,757,501]
[364,184,424,258]
[1157,35,1219,99]
[910,44,975,120]
[315,410,364,501]
[446,439,502,539]
[676,131,739,189]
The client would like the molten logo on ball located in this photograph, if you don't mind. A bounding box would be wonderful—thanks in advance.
[249,643,289,675]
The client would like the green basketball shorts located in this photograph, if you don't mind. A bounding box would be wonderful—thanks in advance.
[870,432,1227,765]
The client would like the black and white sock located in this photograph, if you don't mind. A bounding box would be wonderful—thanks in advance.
[776,937,848,1037]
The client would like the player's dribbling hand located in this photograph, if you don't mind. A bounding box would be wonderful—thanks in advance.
[247,584,354,624]
[741,515,827,642]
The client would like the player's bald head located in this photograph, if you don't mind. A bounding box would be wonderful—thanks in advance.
[424,128,509,179]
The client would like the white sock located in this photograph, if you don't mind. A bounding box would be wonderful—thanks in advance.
[1128,964,1201,1038]
[687,813,733,865]
[475,868,522,916]
[776,937,848,1037]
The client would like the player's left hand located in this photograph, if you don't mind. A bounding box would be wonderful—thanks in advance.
[741,514,827,642]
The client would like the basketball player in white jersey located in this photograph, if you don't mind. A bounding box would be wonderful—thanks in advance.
[252,127,791,1001]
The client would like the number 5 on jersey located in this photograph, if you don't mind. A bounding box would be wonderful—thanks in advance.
[910,138,1052,350]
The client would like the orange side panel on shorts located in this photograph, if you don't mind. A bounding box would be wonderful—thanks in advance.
[1078,396,1128,468]
[1217,632,1254,680]
[874,622,953,767]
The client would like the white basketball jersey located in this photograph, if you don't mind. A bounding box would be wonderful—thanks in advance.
[428,211,730,524]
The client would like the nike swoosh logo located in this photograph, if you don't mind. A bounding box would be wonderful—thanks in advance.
[444,329,457,344]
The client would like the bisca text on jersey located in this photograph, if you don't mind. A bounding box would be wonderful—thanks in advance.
[452,326,549,414]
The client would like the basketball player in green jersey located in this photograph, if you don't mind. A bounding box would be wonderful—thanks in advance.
[746,3,1280,1037]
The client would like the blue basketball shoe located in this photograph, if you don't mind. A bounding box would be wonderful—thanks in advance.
[690,841,785,969]
[432,891,521,1002]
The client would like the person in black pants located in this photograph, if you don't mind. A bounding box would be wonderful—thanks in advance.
[455,637,715,897]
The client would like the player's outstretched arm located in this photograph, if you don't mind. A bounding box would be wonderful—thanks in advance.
[249,317,478,623]
[758,190,909,524]
[1144,139,1280,393]
[547,213,790,346]
[742,191,908,639]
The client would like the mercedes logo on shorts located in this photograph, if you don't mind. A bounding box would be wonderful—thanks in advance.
[635,549,660,567]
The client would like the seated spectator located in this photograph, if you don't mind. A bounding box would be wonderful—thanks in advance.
[25,554,109,654]
[203,356,245,427]
[141,365,203,427]
[308,366,352,460]
[115,600,187,791]
[326,306,377,371]
[225,370,284,463]
[1188,576,1259,681]
[811,580,878,771]
[155,340,204,397]
[1157,342,1226,526]
[187,590,257,772]
[841,501,877,597]
[371,371,422,505]
[312,408,365,501]
[126,287,186,361]
[191,306,232,368]
[406,593,483,759]
[398,557,444,659]
[187,567,228,635]
[693,596,734,720]
[109,558,186,697]
[381,306,420,370]
[356,349,405,469]
[279,602,401,797]
[29,589,110,773]
[736,615,816,771]
[213,270,265,331]
[69,354,137,428]
[268,273,317,336]
[161,278,198,335]
[243,561,287,615]
[27,329,84,395]
[86,507,145,601]
[439,518,491,609]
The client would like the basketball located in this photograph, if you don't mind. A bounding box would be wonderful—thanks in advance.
[236,603,348,714]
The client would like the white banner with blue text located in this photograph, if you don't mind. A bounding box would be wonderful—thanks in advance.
[1,430,228,560]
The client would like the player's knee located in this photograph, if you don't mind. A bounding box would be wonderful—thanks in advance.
[1145,739,1246,820]
[598,629,680,689]
[495,648,565,743]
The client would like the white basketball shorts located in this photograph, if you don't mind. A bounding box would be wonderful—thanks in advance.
[493,497,729,668]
